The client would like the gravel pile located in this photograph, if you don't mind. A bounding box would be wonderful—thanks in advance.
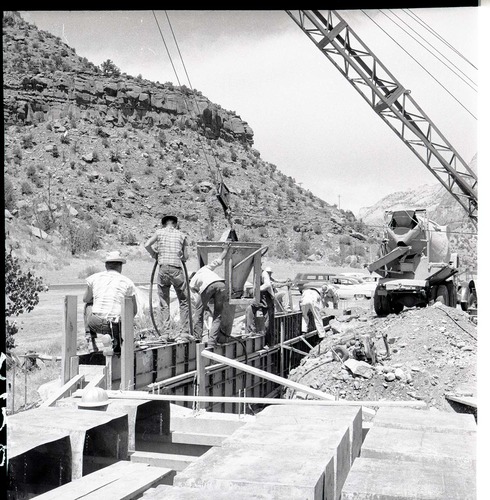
[287,303,477,413]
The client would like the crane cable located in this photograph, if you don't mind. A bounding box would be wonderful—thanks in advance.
[361,9,477,120]
[384,9,477,91]
[150,11,249,357]
[153,9,238,234]
[405,8,478,71]
[151,10,224,184]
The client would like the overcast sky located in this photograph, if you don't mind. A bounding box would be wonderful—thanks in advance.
[20,8,480,215]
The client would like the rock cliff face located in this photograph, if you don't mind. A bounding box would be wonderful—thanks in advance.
[3,11,253,145]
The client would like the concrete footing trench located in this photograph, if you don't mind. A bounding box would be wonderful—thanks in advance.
[8,395,476,499]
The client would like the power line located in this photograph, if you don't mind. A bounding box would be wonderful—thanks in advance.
[385,9,477,91]
[405,8,477,71]
[361,9,477,120]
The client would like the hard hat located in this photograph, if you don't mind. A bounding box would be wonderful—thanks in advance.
[77,387,109,408]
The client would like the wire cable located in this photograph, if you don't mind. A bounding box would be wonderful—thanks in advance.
[361,9,477,120]
[405,8,477,71]
[163,10,225,182]
[151,10,220,182]
[384,9,477,91]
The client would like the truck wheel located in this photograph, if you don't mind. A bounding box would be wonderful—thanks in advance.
[468,292,477,309]
[391,301,404,314]
[445,281,457,307]
[435,284,449,305]
[374,289,390,316]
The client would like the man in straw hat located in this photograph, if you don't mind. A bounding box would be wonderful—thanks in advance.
[83,250,137,354]
[144,214,189,339]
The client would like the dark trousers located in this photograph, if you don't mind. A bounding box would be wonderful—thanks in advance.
[245,292,275,346]
[193,281,226,348]
[84,304,122,353]
[157,265,189,335]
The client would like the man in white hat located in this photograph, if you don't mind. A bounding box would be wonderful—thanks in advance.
[264,266,293,312]
[83,251,137,353]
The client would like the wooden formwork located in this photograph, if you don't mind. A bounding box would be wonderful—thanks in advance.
[77,311,315,413]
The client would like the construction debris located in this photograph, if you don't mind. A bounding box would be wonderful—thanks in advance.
[287,303,476,412]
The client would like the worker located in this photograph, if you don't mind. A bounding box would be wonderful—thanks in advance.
[83,251,138,354]
[144,214,189,339]
[321,283,339,310]
[189,243,231,349]
[244,265,275,348]
[299,285,333,338]
[266,266,293,312]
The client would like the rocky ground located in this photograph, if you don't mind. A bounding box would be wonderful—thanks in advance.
[287,303,477,414]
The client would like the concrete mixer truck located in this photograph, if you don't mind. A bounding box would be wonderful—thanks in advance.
[368,209,458,316]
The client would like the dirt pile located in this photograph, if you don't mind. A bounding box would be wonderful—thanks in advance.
[287,303,477,412]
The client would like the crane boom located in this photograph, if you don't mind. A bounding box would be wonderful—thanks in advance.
[287,10,478,224]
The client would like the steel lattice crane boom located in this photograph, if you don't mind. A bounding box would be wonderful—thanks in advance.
[286,10,478,224]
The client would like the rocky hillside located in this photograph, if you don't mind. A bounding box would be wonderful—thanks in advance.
[3,11,377,273]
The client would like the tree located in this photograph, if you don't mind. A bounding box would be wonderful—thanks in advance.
[100,59,121,77]
[5,249,48,351]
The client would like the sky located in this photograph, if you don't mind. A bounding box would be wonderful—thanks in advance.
[19,8,480,216]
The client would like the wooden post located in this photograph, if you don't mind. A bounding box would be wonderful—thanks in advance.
[70,356,79,381]
[106,354,113,390]
[120,297,134,391]
[279,320,285,377]
[11,362,16,414]
[195,343,207,411]
[62,296,77,384]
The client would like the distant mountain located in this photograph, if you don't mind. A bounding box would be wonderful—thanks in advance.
[358,183,443,226]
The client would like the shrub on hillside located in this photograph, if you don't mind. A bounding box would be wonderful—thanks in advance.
[110,148,122,162]
[61,219,101,255]
[21,133,34,149]
[294,235,312,261]
[78,265,101,279]
[4,177,16,211]
[100,59,121,77]
[274,239,291,259]
[21,181,33,195]
[13,145,22,164]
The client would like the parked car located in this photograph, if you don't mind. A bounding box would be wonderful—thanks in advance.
[329,275,377,300]
[359,275,380,285]
[293,272,337,293]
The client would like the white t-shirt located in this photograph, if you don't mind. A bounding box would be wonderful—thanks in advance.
[189,259,224,295]
[86,270,136,320]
